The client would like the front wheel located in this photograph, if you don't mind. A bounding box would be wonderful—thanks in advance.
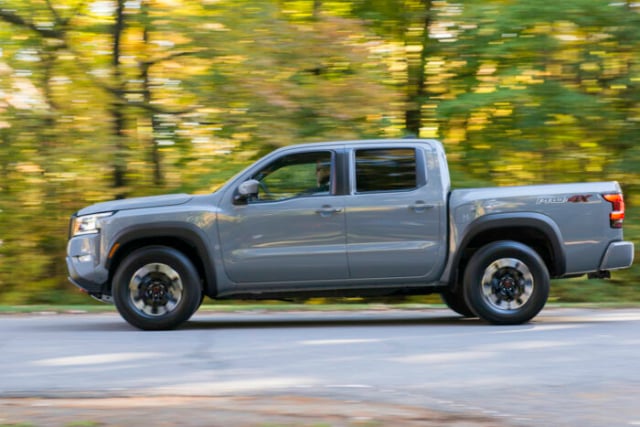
[440,287,475,317]
[112,246,202,330]
[463,241,549,325]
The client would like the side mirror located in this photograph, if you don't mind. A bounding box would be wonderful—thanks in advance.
[238,179,259,196]
[234,179,260,203]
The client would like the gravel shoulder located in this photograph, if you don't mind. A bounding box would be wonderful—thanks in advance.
[0,395,512,427]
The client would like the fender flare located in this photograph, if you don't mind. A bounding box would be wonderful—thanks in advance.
[444,212,566,286]
[106,222,218,296]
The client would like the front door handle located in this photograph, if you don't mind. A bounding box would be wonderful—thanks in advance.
[410,201,435,213]
[316,205,343,217]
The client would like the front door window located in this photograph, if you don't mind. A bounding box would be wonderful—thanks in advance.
[251,151,333,202]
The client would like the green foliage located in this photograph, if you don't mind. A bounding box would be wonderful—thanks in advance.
[0,0,638,303]
[436,0,640,188]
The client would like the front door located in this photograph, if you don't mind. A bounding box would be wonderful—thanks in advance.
[217,150,348,284]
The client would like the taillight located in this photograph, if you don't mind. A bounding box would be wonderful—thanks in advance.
[603,193,625,228]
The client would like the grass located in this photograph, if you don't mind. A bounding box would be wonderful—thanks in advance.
[1,299,639,315]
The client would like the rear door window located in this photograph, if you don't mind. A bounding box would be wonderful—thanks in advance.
[354,148,417,193]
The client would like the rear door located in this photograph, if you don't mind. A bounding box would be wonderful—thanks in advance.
[345,146,446,280]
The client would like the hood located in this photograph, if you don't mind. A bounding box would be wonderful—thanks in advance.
[76,194,193,216]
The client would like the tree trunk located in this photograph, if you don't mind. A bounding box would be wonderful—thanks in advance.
[313,0,322,19]
[141,0,164,187]
[112,0,128,197]
[404,0,433,137]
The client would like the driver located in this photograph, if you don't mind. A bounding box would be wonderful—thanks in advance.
[315,161,330,193]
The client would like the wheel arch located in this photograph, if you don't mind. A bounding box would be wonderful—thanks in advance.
[106,222,217,297]
[447,213,565,291]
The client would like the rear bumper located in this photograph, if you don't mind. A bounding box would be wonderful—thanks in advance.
[599,241,634,271]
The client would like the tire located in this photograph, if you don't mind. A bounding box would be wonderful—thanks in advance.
[190,292,205,319]
[112,246,202,330]
[440,288,476,317]
[463,241,549,325]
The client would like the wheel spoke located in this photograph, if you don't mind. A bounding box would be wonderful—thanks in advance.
[128,262,183,317]
[481,257,534,313]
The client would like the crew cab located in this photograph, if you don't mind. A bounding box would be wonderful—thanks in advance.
[66,139,635,329]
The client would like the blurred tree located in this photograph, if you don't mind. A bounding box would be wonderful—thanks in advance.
[0,0,637,303]
[351,0,436,136]
[0,0,79,302]
[436,0,640,187]
[111,0,127,195]
[0,0,400,302]
[203,1,401,152]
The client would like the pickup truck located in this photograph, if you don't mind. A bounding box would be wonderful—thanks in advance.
[66,139,635,330]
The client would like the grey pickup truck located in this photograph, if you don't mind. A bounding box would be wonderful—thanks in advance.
[67,139,634,330]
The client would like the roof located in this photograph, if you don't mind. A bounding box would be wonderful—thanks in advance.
[270,138,443,153]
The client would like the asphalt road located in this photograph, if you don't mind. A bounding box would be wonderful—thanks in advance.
[1,307,640,426]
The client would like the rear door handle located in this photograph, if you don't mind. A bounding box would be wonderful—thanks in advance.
[410,201,435,213]
[315,205,343,217]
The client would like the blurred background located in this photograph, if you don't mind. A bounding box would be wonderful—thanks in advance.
[0,0,638,304]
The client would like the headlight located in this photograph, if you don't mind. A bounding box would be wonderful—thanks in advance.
[70,212,113,237]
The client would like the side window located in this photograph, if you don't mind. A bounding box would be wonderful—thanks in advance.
[252,151,333,202]
[355,148,417,193]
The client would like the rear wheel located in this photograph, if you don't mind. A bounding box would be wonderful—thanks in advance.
[113,246,202,330]
[463,241,549,325]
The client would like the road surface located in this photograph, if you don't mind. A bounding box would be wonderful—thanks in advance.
[1,307,639,426]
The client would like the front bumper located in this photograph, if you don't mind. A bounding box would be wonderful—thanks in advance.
[66,235,109,294]
[599,241,635,271]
